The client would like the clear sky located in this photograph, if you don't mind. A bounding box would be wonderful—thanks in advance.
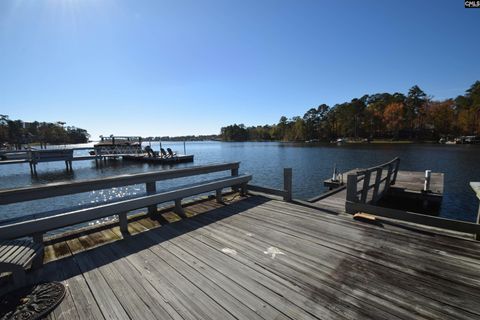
[0,0,479,139]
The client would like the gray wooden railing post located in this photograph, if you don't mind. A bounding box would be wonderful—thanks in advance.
[372,167,383,204]
[346,174,358,214]
[471,182,480,241]
[360,171,371,203]
[346,174,358,203]
[391,158,400,185]
[476,206,480,241]
[283,168,292,202]
[384,163,394,191]
[146,182,157,215]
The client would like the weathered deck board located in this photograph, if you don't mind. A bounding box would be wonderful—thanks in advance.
[208,201,480,317]
[24,196,480,320]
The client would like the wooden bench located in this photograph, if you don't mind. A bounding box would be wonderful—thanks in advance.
[0,239,43,292]
[0,163,251,268]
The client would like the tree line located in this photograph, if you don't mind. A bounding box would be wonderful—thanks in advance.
[220,81,480,142]
[0,115,90,149]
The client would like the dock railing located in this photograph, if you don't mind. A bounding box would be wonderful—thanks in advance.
[470,182,480,241]
[346,157,400,205]
[246,168,293,202]
[0,162,251,264]
[346,159,480,240]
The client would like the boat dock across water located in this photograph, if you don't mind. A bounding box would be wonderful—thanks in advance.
[0,135,194,174]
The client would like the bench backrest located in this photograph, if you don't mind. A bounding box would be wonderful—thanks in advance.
[29,149,74,162]
[0,162,240,205]
[0,162,242,239]
[0,173,251,240]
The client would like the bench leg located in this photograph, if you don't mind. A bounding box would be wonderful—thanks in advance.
[240,183,247,196]
[215,189,223,203]
[32,233,44,269]
[119,212,130,236]
[174,199,187,218]
[11,267,26,289]
[32,246,45,269]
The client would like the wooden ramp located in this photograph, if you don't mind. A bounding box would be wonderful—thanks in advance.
[25,195,480,320]
[314,170,444,213]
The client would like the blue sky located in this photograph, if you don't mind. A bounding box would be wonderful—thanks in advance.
[0,0,479,139]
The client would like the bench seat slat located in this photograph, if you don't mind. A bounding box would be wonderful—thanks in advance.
[10,246,36,266]
[3,245,29,264]
[0,240,40,268]
[0,240,29,263]
[0,240,37,264]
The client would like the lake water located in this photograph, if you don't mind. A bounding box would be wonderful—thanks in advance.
[1,141,479,227]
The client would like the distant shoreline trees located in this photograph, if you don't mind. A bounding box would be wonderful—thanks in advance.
[220,81,480,142]
[0,116,90,149]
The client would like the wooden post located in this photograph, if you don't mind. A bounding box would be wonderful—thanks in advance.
[118,212,129,236]
[283,168,292,202]
[391,158,400,185]
[475,205,480,241]
[146,182,157,215]
[231,165,239,192]
[372,167,383,204]
[360,171,371,203]
[346,174,358,203]
[241,183,248,197]
[174,199,186,218]
[424,170,432,192]
[215,189,223,203]
[470,182,480,241]
[384,163,394,191]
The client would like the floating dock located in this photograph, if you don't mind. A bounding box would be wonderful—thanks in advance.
[122,154,194,164]
[0,148,194,174]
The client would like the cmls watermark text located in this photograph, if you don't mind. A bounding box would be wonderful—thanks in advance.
[465,1,480,8]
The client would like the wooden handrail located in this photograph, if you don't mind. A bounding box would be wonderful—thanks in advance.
[0,174,252,240]
[246,168,293,202]
[0,162,240,205]
[346,158,400,205]
[356,157,400,176]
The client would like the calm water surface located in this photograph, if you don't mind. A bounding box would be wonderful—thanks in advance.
[1,141,479,227]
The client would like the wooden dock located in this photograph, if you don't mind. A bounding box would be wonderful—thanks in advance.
[18,194,480,320]
[0,151,194,174]
[122,154,194,164]
[314,170,444,212]
[1,160,480,319]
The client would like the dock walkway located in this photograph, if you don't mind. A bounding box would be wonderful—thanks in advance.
[28,195,480,320]
[313,170,444,212]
